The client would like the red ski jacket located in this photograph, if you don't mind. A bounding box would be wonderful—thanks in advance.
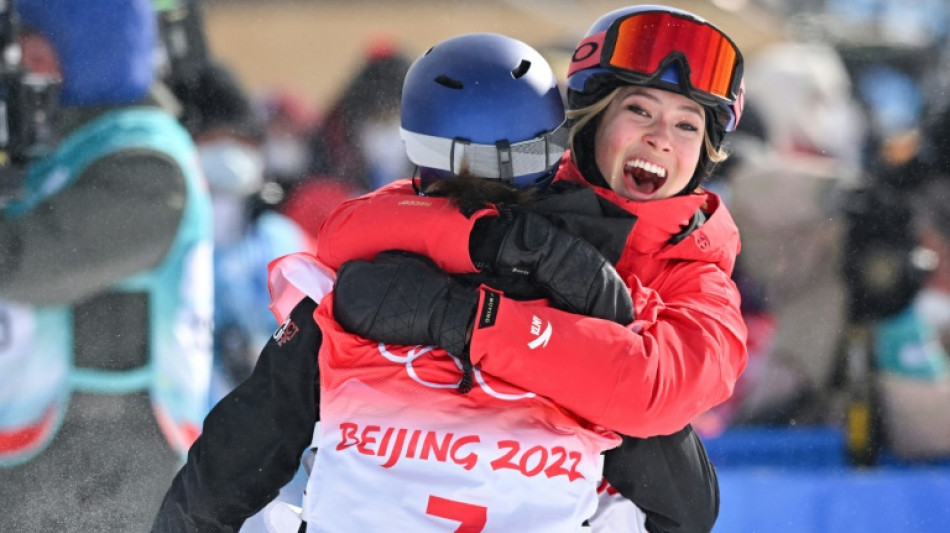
[317,156,747,437]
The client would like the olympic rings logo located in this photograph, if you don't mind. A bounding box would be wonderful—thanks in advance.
[377,343,535,401]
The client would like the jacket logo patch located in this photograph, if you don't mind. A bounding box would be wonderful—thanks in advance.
[478,291,500,329]
[694,234,710,250]
[273,318,299,346]
[397,200,432,207]
[527,316,552,350]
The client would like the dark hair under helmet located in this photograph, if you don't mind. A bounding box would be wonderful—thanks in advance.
[566,5,745,193]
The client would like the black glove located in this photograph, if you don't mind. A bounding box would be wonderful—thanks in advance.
[333,251,480,391]
[471,210,634,324]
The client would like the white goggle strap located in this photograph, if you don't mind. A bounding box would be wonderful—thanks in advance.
[401,123,569,181]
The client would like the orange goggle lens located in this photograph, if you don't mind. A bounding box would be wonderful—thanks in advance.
[606,11,740,100]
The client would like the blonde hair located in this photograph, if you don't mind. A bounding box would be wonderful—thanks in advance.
[566,88,729,166]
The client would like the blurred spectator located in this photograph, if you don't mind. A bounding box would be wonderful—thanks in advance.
[879,61,950,191]
[305,37,413,192]
[694,103,816,435]
[278,174,359,242]
[746,41,867,172]
[856,135,950,461]
[257,89,361,240]
[278,38,413,239]
[854,64,924,166]
[259,89,320,187]
[0,1,213,531]
[829,34,950,463]
[713,41,868,426]
[187,61,312,404]
[869,183,950,460]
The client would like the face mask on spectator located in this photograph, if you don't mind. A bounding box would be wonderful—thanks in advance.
[198,139,265,197]
[210,194,247,246]
[916,287,950,334]
[263,135,309,182]
[358,117,412,189]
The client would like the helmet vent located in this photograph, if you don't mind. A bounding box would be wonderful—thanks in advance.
[511,60,531,79]
[435,75,464,89]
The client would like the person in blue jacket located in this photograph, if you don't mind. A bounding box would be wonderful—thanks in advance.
[0,1,214,531]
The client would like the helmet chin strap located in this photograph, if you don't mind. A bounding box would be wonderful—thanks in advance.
[572,117,611,190]
[496,139,514,183]
[678,153,714,196]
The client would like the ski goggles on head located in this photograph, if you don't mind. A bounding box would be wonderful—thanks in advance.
[568,10,743,104]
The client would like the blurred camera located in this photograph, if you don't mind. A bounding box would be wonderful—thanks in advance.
[0,0,60,200]
[155,0,210,133]
[839,182,931,322]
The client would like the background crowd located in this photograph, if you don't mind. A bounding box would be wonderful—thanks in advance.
[2,0,950,531]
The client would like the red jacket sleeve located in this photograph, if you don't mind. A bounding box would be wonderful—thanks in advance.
[469,261,747,438]
[317,179,748,437]
[315,179,497,274]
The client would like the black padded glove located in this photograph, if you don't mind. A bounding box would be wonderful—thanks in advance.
[472,210,634,324]
[333,251,480,391]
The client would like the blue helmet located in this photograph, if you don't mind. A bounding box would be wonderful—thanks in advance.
[400,33,568,188]
[18,0,156,107]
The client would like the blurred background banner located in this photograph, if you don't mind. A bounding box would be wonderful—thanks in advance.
[716,465,950,532]
[200,0,780,110]
[706,426,950,532]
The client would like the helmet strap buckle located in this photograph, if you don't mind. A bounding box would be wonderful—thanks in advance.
[496,140,513,182]
[449,138,470,175]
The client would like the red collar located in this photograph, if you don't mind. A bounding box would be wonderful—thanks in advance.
[554,155,709,252]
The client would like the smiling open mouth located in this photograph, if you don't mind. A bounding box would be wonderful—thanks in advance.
[624,159,667,195]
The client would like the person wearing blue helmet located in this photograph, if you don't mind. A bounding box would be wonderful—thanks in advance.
[153,30,720,532]
[0,0,213,532]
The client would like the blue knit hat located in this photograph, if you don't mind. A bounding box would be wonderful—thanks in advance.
[18,0,156,106]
